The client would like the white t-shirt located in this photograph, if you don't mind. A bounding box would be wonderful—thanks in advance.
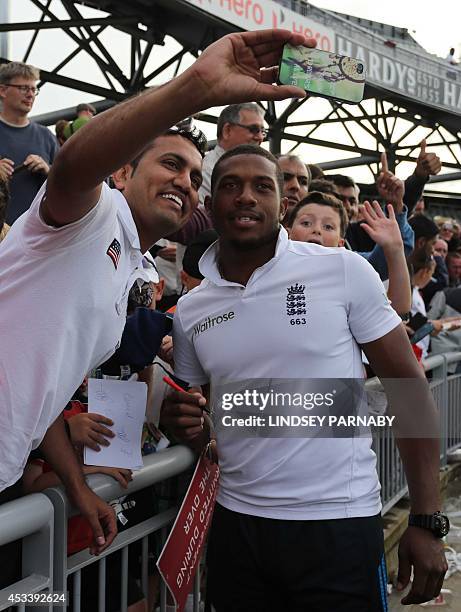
[173,228,401,520]
[0,183,155,490]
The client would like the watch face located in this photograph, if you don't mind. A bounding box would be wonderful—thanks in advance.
[435,514,450,537]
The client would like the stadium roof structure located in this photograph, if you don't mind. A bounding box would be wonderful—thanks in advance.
[1,0,460,201]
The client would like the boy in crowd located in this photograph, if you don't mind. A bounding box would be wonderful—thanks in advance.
[286,191,411,315]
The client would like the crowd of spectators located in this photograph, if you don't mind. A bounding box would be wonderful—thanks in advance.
[0,29,459,610]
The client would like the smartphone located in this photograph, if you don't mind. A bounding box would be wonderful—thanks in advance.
[410,322,435,345]
[279,44,366,104]
[13,163,26,175]
[408,312,428,332]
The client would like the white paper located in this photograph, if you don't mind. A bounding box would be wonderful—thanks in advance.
[85,378,147,470]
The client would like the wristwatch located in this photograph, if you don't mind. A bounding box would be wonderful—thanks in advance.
[408,512,450,538]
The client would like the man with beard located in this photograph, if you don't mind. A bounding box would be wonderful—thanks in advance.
[164,145,447,611]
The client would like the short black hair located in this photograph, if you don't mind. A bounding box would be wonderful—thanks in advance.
[308,178,340,197]
[308,164,324,180]
[328,174,356,189]
[409,215,439,241]
[286,191,348,237]
[130,125,207,172]
[210,144,284,195]
[182,230,219,280]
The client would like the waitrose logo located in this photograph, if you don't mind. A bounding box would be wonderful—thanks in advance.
[193,311,235,337]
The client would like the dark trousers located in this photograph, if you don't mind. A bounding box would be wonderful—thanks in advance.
[0,479,23,589]
[207,504,388,612]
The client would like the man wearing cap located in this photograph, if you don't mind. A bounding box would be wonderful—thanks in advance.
[0,29,314,571]
[180,229,219,292]
[63,102,97,141]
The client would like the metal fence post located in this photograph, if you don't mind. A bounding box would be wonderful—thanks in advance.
[441,354,449,466]
[43,487,69,612]
[0,494,54,612]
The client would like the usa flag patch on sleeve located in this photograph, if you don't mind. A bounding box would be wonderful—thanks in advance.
[106,238,121,269]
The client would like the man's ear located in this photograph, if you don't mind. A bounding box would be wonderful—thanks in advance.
[338,237,345,247]
[280,196,288,221]
[221,122,232,143]
[112,164,134,191]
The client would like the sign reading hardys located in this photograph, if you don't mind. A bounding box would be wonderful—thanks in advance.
[335,36,461,115]
[157,452,219,612]
[180,0,461,116]
[180,0,335,50]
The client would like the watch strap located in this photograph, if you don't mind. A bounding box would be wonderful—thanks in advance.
[409,514,434,529]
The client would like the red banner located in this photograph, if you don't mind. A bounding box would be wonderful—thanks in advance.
[157,452,220,611]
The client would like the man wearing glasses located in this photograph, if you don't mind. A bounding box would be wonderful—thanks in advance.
[199,102,267,202]
[0,62,59,224]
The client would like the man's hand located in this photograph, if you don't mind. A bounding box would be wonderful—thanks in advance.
[161,387,207,443]
[157,245,177,262]
[430,320,443,336]
[0,158,14,181]
[361,201,403,253]
[69,484,117,555]
[377,153,405,212]
[415,140,442,179]
[158,335,174,366]
[397,527,447,605]
[68,413,115,451]
[189,29,316,106]
[24,154,50,174]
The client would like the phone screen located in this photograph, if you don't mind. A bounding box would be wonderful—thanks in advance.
[279,45,366,104]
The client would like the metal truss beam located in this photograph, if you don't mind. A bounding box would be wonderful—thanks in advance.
[3,0,461,190]
[319,156,378,170]
[0,16,137,32]
[0,57,128,101]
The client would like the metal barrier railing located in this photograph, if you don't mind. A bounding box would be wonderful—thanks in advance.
[0,493,54,611]
[44,445,196,612]
[1,356,460,609]
[368,351,461,514]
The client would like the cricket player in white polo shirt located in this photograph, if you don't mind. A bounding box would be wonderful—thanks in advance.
[164,145,448,610]
[0,29,314,567]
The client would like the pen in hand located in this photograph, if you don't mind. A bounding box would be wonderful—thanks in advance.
[162,375,210,414]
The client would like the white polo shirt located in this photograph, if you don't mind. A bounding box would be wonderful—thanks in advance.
[0,182,155,491]
[173,228,401,520]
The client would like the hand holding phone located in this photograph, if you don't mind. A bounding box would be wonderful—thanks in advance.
[278,44,366,104]
[13,163,27,176]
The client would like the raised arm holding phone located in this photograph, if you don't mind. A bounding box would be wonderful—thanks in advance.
[0,30,315,562]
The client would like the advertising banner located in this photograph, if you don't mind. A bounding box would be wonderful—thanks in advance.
[336,35,461,115]
[181,0,335,51]
[157,453,220,612]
